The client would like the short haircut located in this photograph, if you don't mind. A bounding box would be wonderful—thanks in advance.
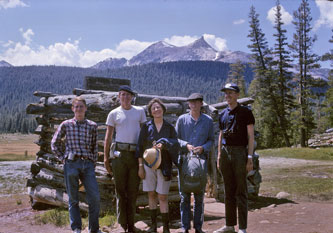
[72,96,87,106]
[147,98,166,116]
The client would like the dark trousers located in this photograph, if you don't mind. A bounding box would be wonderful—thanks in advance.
[111,151,140,226]
[219,146,248,229]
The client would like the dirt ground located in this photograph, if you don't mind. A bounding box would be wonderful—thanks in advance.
[0,150,332,233]
[1,194,333,233]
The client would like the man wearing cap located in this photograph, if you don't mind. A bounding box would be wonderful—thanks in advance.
[213,83,255,233]
[175,93,214,233]
[104,85,147,233]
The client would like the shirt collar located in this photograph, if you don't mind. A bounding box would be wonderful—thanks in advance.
[73,118,87,125]
[227,103,240,114]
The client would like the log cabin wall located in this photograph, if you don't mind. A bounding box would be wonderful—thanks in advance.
[26,76,254,213]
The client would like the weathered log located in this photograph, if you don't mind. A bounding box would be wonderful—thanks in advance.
[211,97,254,110]
[28,185,88,211]
[33,91,57,97]
[84,76,130,92]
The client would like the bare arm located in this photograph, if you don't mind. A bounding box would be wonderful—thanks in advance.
[104,125,114,175]
[246,124,254,172]
[217,130,223,170]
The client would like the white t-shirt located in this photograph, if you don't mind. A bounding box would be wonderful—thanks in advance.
[106,105,147,144]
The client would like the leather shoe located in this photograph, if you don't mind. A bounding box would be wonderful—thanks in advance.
[195,229,206,233]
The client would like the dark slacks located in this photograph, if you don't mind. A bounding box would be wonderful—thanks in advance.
[111,151,140,227]
[219,146,248,229]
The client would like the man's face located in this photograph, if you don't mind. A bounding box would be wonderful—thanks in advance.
[224,90,239,104]
[188,99,203,112]
[119,90,133,106]
[72,101,87,116]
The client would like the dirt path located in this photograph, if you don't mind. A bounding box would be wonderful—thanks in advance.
[0,157,332,233]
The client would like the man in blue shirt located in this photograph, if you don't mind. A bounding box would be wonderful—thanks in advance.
[213,83,255,233]
[175,93,214,233]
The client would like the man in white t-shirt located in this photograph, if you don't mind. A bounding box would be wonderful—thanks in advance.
[104,85,147,233]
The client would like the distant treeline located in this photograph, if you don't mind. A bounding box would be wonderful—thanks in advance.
[0,61,253,133]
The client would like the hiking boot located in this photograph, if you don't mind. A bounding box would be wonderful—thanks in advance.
[120,224,127,232]
[161,212,170,233]
[147,209,157,233]
[195,229,206,233]
[73,229,81,233]
[213,225,235,233]
[238,229,247,233]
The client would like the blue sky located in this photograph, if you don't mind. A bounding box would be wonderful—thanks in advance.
[0,0,332,68]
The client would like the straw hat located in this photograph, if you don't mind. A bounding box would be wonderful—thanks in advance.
[143,148,162,170]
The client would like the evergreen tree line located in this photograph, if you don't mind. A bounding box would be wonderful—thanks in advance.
[0,61,253,134]
[233,0,332,148]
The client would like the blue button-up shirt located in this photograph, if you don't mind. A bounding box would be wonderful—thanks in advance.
[175,113,214,155]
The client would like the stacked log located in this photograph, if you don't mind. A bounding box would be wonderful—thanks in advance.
[26,76,257,213]
[308,130,333,148]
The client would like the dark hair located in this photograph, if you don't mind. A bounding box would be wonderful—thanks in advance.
[72,96,87,106]
[147,98,166,116]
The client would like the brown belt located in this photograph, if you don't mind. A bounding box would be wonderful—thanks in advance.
[116,142,137,152]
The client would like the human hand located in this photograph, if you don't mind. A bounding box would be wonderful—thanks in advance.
[193,146,203,154]
[138,166,145,179]
[186,144,194,152]
[104,159,113,175]
[246,158,253,173]
[154,143,163,150]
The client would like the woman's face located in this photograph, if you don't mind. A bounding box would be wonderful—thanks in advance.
[151,102,164,119]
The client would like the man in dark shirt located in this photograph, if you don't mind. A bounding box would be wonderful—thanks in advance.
[213,83,255,233]
[51,96,101,233]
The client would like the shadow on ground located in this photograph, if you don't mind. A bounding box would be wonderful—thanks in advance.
[248,196,296,210]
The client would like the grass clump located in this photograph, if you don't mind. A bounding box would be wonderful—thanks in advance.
[35,208,69,227]
[35,208,117,229]
[258,147,333,161]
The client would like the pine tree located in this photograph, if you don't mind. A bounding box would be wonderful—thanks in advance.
[322,29,333,128]
[270,0,295,147]
[248,5,285,148]
[290,0,320,146]
[227,60,247,97]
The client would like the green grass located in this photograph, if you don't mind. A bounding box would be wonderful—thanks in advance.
[0,153,35,161]
[0,154,36,162]
[258,147,333,161]
[260,164,333,202]
[35,209,70,227]
[35,208,117,229]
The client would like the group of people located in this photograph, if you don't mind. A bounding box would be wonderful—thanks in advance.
[51,83,255,233]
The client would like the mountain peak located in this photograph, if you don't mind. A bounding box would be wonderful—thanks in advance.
[0,60,13,67]
[187,36,216,51]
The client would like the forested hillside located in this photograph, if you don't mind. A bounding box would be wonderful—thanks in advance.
[0,61,253,133]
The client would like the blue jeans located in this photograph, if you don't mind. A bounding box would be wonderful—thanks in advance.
[179,191,205,230]
[219,146,248,229]
[64,158,100,232]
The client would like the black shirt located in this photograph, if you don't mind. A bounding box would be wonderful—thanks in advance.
[219,104,255,146]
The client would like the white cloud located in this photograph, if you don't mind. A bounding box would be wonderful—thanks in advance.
[267,5,293,25]
[314,0,333,30]
[19,28,34,45]
[0,0,28,9]
[233,19,245,25]
[0,29,154,67]
[164,35,198,47]
[203,34,227,51]
[0,30,228,67]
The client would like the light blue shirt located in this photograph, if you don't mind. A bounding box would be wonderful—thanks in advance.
[175,112,214,155]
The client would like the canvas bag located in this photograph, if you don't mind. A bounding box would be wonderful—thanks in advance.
[180,151,207,193]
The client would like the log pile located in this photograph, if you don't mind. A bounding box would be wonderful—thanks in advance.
[26,76,258,213]
[308,129,333,148]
